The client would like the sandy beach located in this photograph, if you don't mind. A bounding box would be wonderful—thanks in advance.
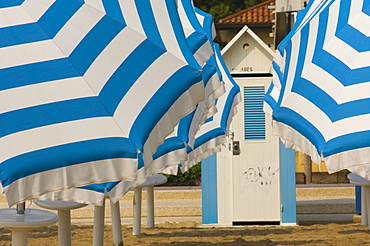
[1,220,370,245]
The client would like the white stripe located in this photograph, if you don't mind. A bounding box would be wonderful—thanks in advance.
[177,1,195,38]
[84,0,106,13]
[142,81,204,166]
[270,84,280,103]
[271,67,282,91]
[348,0,370,36]
[329,114,370,140]
[193,42,213,66]
[323,1,370,69]
[54,4,104,56]
[114,52,187,134]
[5,157,137,206]
[0,77,95,114]
[196,121,220,137]
[295,0,332,32]
[281,93,332,141]
[21,0,55,21]
[195,12,204,27]
[281,92,370,141]
[0,6,34,28]
[150,0,186,61]
[281,31,301,103]
[0,117,126,163]
[301,15,370,104]
[0,40,65,69]
[119,0,145,36]
[84,27,146,94]
[302,61,370,104]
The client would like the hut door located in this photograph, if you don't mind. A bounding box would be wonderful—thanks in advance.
[231,77,281,223]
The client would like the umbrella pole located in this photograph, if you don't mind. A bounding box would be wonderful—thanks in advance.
[0,202,58,246]
[16,202,25,214]
[93,199,105,246]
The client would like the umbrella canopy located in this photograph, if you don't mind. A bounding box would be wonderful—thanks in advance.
[157,2,241,174]
[0,0,205,206]
[35,0,218,204]
[264,0,370,179]
[182,43,241,172]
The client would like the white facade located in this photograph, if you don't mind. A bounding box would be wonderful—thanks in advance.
[217,26,281,225]
[275,0,309,12]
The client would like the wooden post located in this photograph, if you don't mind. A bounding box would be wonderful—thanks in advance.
[303,154,312,184]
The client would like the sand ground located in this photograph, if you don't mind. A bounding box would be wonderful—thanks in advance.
[1,220,370,245]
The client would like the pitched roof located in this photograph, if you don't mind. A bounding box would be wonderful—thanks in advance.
[219,0,274,24]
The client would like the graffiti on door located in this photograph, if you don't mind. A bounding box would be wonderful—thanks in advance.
[243,166,279,185]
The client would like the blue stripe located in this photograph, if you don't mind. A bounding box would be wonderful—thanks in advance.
[363,0,370,15]
[181,0,204,33]
[220,87,239,130]
[37,0,83,38]
[135,0,165,49]
[164,0,201,69]
[264,83,277,112]
[193,128,224,149]
[0,97,110,138]
[69,15,124,75]
[272,62,283,86]
[0,58,80,90]
[153,137,185,159]
[187,32,208,54]
[177,112,194,143]
[335,1,370,52]
[273,107,325,154]
[311,8,370,85]
[194,7,214,42]
[279,140,296,224]
[0,0,25,8]
[77,181,120,193]
[102,0,125,24]
[201,154,218,224]
[204,116,213,123]
[275,31,296,110]
[98,39,165,114]
[130,65,202,150]
[0,23,50,48]
[0,137,138,187]
[324,130,370,157]
[202,64,217,85]
[292,77,370,121]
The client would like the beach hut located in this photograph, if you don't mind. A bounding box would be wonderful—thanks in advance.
[202,26,296,226]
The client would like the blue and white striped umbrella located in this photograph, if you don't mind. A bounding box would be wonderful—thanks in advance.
[182,43,241,171]
[37,0,218,204]
[157,2,241,174]
[265,0,370,179]
[0,0,205,206]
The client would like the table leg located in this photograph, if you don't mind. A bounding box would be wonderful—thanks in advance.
[133,187,142,235]
[110,200,123,246]
[146,186,155,228]
[10,228,29,246]
[58,210,72,246]
[93,199,105,246]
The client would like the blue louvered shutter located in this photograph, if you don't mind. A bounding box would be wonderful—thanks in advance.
[244,86,265,140]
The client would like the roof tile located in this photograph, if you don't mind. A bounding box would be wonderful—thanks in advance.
[219,0,274,24]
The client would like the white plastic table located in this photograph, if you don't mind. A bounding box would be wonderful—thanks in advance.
[133,174,167,235]
[34,200,87,246]
[0,208,58,246]
[348,173,370,228]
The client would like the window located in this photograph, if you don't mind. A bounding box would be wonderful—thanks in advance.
[244,86,265,140]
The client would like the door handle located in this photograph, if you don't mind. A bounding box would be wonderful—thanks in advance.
[233,141,240,155]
